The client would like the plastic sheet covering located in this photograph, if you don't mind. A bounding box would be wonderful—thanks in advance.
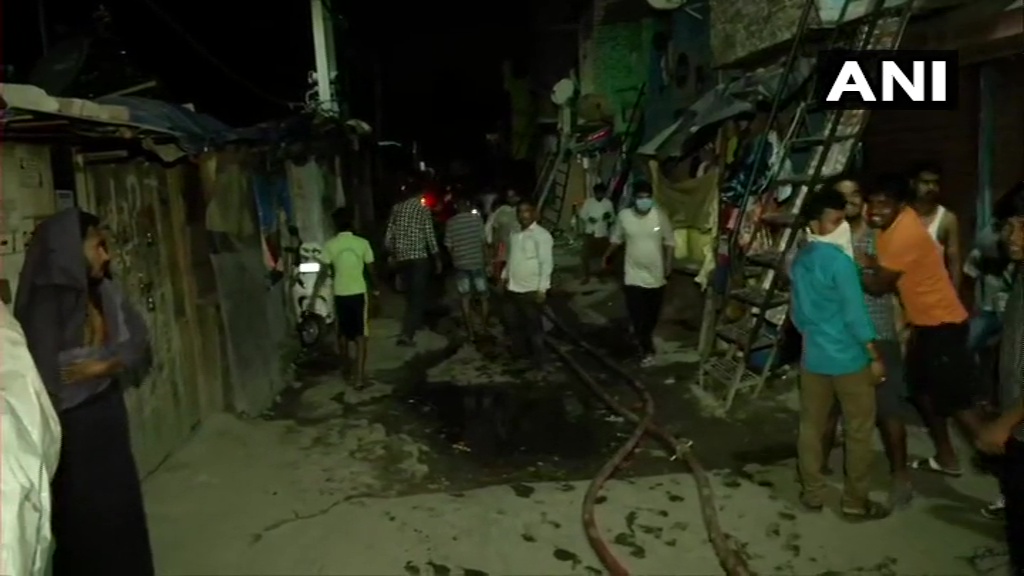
[0,302,61,576]
[649,160,720,288]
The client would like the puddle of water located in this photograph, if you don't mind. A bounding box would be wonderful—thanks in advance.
[406,380,614,462]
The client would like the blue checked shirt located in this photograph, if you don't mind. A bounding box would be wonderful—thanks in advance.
[854,230,898,341]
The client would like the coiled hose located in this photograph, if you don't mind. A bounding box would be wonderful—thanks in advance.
[542,308,753,576]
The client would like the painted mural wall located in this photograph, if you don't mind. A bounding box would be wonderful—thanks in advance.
[591,20,653,129]
[643,6,712,140]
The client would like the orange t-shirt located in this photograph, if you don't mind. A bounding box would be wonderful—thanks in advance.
[875,208,967,327]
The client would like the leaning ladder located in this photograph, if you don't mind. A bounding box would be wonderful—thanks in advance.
[538,148,573,231]
[697,0,917,411]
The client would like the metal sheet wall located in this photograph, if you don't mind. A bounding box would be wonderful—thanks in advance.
[79,161,206,475]
[201,152,290,417]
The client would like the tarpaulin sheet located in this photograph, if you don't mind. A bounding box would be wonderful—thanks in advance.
[650,162,719,288]
[651,167,719,232]
[1,302,61,576]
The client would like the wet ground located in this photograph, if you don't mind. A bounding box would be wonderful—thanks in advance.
[143,268,1009,575]
[266,290,798,497]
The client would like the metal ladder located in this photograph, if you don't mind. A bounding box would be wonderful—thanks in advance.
[538,149,573,230]
[538,84,647,232]
[697,0,916,411]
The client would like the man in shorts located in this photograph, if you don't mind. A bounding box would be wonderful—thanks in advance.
[822,175,912,508]
[859,174,985,476]
[446,199,489,339]
[319,208,376,390]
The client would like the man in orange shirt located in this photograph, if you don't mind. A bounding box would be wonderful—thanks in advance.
[858,174,984,476]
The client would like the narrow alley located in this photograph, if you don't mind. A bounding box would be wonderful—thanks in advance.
[143,249,1008,576]
[2,0,1022,575]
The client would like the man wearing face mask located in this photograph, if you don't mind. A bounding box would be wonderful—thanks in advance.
[790,186,889,520]
[602,182,675,367]
[819,175,913,509]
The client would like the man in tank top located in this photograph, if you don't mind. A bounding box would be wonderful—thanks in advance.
[910,163,962,291]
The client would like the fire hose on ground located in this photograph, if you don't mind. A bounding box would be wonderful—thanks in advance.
[541,308,753,576]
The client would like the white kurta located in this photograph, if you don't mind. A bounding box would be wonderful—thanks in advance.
[1,302,61,576]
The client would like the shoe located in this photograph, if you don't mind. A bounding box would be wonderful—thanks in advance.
[640,355,656,368]
[981,496,1005,520]
[840,500,891,522]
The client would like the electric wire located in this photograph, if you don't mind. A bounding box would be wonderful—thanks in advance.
[135,0,298,107]
[542,308,754,576]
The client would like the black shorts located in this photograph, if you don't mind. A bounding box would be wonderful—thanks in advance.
[904,321,974,416]
[335,294,368,339]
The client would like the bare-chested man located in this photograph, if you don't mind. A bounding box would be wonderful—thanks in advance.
[909,163,962,290]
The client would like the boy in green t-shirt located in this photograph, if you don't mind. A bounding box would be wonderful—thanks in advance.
[316,208,377,389]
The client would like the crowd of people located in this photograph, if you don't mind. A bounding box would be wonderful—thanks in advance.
[7,163,1020,574]
[322,179,676,376]
[791,167,1022,571]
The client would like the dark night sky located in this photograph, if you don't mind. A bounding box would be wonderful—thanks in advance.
[4,0,536,162]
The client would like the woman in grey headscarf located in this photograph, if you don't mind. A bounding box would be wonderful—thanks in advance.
[14,208,154,575]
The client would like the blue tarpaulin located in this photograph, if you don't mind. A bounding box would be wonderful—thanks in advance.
[97,95,236,154]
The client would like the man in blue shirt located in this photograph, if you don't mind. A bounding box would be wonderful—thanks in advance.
[790,186,888,520]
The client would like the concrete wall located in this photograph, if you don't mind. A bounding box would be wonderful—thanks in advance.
[287,158,336,245]
[709,0,808,67]
[0,143,56,300]
[709,0,915,67]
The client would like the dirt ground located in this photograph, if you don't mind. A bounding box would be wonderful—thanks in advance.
[143,249,1011,575]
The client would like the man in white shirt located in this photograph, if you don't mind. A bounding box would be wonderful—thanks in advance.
[603,182,675,367]
[500,199,554,370]
[578,182,615,284]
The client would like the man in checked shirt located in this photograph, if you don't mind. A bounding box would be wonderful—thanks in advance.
[976,182,1024,575]
[385,181,443,346]
[823,175,913,509]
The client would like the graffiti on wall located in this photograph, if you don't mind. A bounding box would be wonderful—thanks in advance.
[86,162,202,474]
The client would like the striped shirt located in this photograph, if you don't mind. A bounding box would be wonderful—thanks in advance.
[384,197,439,262]
[998,268,1024,441]
[854,229,897,341]
[445,212,486,271]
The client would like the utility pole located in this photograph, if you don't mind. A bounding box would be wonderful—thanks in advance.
[309,0,339,115]
[37,0,50,54]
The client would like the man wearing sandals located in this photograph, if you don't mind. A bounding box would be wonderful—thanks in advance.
[790,187,889,520]
[975,183,1024,574]
[858,175,986,477]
